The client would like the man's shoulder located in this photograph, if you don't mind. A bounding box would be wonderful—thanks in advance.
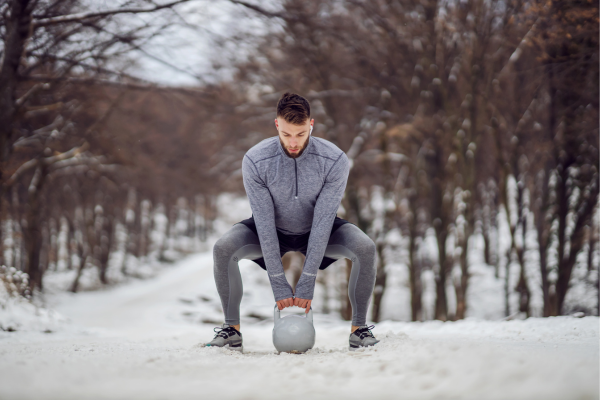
[308,136,345,162]
[245,136,280,163]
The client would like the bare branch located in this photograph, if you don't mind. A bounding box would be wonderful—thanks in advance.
[306,89,369,99]
[4,159,39,188]
[32,0,193,27]
[25,75,206,95]
[229,1,285,19]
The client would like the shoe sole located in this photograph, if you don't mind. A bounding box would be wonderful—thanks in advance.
[225,344,243,353]
[349,342,379,351]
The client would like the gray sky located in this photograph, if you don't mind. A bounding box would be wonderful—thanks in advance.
[123,0,277,86]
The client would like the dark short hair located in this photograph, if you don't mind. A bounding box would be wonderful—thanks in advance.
[276,92,310,125]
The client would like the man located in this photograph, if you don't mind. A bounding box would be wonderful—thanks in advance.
[206,92,379,352]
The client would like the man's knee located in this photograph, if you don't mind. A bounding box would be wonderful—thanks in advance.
[213,235,236,265]
[360,236,376,260]
[349,228,376,262]
[349,233,376,281]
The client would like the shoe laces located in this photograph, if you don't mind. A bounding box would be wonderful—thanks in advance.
[213,326,238,339]
[354,325,376,339]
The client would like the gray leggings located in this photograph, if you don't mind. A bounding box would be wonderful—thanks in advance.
[212,223,376,326]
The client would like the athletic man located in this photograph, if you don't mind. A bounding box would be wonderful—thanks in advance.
[206,92,379,352]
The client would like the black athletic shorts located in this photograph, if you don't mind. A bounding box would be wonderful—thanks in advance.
[235,215,350,271]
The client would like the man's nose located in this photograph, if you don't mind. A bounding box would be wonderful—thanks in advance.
[290,138,298,147]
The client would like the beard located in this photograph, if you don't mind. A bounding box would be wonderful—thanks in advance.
[280,136,310,158]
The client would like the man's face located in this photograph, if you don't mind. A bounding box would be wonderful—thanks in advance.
[275,117,314,158]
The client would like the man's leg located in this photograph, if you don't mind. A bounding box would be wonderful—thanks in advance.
[324,223,376,328]
[213,223,263,330]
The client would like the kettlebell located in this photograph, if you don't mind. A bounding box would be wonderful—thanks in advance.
[272,305,316,353]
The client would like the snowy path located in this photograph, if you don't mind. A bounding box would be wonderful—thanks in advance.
[0,252,598,400]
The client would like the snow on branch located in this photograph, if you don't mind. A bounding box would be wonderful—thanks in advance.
[498,18,540,79]
[49,154,120,176]
[3,142,89,189]
[43,141,90,164]
[15,83,49,107]
[347,131,369,170]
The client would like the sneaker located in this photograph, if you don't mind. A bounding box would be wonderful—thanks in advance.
[204,324,243,352]
[349,325,379,351]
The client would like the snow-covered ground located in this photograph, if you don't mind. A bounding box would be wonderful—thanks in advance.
[0,252,598,400]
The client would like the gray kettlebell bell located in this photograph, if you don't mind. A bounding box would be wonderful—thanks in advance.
[272,305,316,353]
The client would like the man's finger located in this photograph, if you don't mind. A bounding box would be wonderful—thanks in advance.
[306,300,312,313]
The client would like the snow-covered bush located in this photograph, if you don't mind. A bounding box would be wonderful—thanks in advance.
[0,265,30,299]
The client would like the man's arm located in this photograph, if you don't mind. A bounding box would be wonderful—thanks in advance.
[242,155,294,301]
[294,152,350,301]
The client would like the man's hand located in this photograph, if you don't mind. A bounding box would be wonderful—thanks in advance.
[293,297,312,313]
[276,297,294,310]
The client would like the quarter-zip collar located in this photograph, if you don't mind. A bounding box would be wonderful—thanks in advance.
[277,135,313,199]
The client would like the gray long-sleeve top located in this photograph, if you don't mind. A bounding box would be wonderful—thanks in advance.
[242,136,350,301]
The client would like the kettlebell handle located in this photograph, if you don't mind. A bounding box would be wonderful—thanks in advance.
[273,304,313,324]
[306,307,313,323]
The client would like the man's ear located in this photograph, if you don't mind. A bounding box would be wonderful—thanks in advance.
[274,118,279,129]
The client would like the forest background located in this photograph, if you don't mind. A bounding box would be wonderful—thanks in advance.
[0,0,598,324]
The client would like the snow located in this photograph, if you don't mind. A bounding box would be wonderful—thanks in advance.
[0,252,598,400]
[0,292,66,334]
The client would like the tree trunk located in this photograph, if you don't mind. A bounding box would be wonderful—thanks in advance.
[408,222,422,321]
[454,229,471,320]
[434,227,449,321]
[98,215,114,285]
[514,172,531,316]
[70,207,90,293]
[24,166,47,291]
[504,248,511,317]
[121,188,137,275]
[0,3,34,265]
[138,199,150,258]
[534,167,552,317]
[0,0,33,166]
